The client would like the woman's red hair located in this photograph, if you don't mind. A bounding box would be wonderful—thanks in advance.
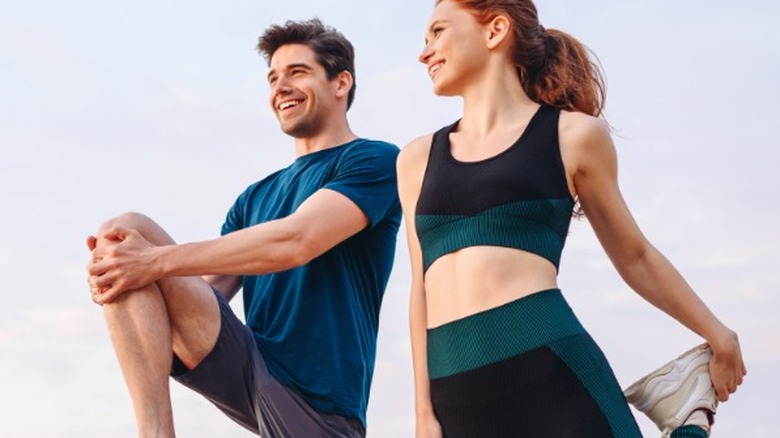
[436,0,607,118]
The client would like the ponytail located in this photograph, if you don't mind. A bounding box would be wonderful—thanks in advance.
[524,28,606,118]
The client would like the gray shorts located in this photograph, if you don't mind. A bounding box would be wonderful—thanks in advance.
[171,290,365,438]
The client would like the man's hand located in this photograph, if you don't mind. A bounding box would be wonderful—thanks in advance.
[86,227,163,304]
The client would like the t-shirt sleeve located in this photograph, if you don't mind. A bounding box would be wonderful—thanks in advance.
[324,141,401,228]
[221,191,246,236]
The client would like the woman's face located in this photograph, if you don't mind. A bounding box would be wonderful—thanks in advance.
[419,0,491,96]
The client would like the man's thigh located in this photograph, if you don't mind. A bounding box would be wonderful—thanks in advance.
[159,275,220,369]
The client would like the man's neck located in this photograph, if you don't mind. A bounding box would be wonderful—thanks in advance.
[293,125,358,157]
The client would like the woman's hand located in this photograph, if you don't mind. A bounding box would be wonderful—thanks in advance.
[416,410,443,438]
[708,329,746,402]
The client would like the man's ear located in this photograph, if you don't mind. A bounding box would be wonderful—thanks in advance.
[333,70,354,99]
[485,14,511,50]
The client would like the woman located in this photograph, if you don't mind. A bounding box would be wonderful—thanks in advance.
[396,1,746,437]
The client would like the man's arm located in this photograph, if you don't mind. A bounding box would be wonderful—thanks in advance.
[204,275,243,301]
[88,188,369,302]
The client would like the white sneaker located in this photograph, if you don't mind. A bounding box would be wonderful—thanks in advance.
[624,343,717,437]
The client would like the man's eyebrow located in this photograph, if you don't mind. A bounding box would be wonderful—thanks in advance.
[267,63,314,80]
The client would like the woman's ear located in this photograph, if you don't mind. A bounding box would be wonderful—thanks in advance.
[485,14,511,50]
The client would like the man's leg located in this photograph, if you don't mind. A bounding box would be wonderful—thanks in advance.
[94,212,220,438]
[102,282,176,437]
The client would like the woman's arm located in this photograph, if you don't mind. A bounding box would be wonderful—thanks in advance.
[397,136,443,438]
[561,112,746,401]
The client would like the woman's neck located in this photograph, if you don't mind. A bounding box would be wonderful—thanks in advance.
[459,62,538,136]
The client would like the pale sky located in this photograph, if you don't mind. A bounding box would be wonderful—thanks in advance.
[1,0,778,436]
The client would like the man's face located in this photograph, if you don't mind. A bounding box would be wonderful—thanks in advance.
[267,44,337,138]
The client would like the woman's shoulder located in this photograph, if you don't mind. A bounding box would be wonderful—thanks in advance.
[396,133,436,197]
[397,133,434,170]
[558,110,615,158]
[559,110,610,142]
[558,110,618,175]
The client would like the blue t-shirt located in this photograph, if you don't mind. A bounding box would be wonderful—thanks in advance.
[221,139,401,427]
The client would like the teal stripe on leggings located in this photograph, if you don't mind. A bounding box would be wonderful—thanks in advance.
[548,335,642,437]
[427,289,584,379]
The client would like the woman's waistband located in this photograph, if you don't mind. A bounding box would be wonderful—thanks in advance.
[427,289,586,379]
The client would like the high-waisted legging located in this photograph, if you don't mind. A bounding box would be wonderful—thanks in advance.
[427,289,642,437]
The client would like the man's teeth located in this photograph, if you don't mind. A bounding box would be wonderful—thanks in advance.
[279,100,302,110]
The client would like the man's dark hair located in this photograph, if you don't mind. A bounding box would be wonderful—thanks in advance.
[258,18,356,110]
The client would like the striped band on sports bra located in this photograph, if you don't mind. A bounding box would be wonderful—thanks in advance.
[415,197,573,272]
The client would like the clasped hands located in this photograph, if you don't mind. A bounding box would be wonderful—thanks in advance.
[86,227,161,305]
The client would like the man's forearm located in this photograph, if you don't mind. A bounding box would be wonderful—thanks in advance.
[157,219,307,279]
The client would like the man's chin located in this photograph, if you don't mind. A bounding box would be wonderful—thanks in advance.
[281,123,317,139]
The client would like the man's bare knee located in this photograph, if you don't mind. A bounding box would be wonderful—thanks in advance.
[98,212,153,234]
[97,212,176,246]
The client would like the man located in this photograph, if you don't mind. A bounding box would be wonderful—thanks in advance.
[87,18,401,438]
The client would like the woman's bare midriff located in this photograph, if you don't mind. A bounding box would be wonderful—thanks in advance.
[424,246,559,328]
